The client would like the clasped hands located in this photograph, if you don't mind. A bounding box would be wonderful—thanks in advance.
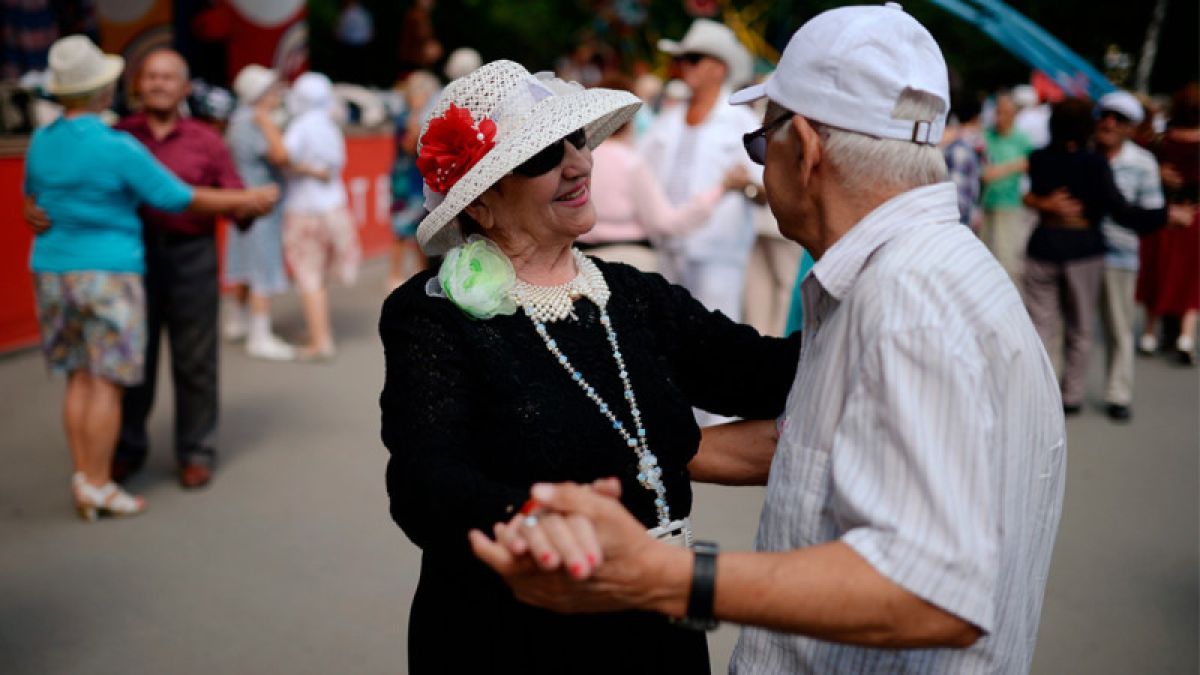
[469,478,688,617]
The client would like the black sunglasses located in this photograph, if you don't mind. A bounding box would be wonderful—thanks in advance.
[512,128,588,177]
[742,112,794,165]
[675,52,707,65]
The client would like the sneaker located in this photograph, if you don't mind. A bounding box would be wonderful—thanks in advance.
[1137,333,1158,355]
[246,333,296,361]
[223,307,249,342]
[1177,335,1197,366]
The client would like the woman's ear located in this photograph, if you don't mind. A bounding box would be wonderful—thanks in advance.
[462,198,493,231]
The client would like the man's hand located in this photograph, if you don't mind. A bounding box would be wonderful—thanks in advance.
[469,479,692,617]
[23,195,50,234]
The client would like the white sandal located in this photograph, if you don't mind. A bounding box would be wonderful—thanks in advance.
[75,479,146,521]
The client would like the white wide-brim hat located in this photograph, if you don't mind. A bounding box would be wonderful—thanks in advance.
[46,35,124,97]
[233,64,278,104]
[416,60,641,255]
[658,19,753,85]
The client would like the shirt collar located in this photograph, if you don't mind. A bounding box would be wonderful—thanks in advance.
[809,182,960,302]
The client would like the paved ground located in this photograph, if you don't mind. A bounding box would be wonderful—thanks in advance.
[1,259,1196,674]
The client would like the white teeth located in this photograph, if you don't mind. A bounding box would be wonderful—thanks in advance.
[558,184,585,201]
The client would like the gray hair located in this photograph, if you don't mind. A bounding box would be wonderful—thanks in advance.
[782,89,948,194]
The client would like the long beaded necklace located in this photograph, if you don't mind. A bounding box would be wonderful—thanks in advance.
[511,250,671,529]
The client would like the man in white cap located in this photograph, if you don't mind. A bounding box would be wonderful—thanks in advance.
[1076,91,1161,421]
[471,5,1066,673]
[640,19,761,321]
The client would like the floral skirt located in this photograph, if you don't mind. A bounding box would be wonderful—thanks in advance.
[33,271,146,386]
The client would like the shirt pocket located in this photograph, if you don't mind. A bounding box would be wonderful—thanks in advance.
[768,439,833,549]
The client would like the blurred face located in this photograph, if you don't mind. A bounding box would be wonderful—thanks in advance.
[677,53,727,92]
[1095,109,1134,149]
[470,139,596,251]
[257,84,284,111]
[994,95,1016,134]
[138,51,189,114]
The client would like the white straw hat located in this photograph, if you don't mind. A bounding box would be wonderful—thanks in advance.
[730,2,949,145]
[233,64,278,103]
[658,19,753,85]
[46,35,124,97]
[415,60,641,255]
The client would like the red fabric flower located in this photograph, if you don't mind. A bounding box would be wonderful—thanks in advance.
[416,103,498,194]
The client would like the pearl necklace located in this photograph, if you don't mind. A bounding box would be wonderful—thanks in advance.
[510,250,610,324]
[513,251,671,529]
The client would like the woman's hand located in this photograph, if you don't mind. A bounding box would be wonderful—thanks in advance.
[1168,203,1197,228]
[23,195,50,234]
[722,164,751,192]
[488,478,622,579]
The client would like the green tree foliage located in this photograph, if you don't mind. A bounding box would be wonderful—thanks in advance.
[309,0,1197,96]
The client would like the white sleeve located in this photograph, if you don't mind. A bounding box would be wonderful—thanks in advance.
[833,327,998,633]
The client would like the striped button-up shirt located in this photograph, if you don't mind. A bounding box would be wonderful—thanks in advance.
[731,182,1067,674]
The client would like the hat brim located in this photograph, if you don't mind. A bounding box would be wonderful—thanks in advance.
[47,54,124,96]
[729,82,766,106]
[658,39,683,55]
[416,89,642,256]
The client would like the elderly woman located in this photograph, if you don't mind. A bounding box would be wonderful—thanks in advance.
[222,64,294,360]
[24,36,276,519]
[281,72,361,361]
[379,61,798,672]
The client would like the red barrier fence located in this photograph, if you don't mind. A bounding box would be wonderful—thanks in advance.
[0,132,395,354]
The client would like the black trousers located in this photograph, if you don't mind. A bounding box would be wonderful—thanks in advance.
[117,231,219,467]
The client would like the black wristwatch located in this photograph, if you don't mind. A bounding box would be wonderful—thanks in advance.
[679,540,720,631]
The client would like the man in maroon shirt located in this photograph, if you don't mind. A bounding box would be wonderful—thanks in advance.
[113,48,255,489]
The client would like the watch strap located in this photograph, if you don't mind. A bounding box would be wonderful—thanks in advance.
[684,540,719,630]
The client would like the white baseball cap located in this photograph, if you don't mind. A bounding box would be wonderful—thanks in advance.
[730,2,949,145]
[659,19,753,85]
[1097,90,1144,124]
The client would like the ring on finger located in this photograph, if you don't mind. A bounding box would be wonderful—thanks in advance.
[523,514,539,528]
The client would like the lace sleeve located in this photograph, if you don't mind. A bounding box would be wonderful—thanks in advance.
[379,280,526,552]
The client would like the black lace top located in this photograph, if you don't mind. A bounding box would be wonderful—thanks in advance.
[380,258,799,674]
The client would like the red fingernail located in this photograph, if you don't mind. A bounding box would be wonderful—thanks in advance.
[541,553,555,565]
[587,554,597,567]
[570,562,586,578]
[518,498,540,515]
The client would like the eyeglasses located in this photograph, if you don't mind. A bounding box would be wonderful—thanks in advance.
[675,52,707,65]
[742,112,794,165]
[512,128,588,177]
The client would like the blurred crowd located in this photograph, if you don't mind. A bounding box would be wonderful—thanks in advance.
[10,11,1198,523]
[940,81,1198,423]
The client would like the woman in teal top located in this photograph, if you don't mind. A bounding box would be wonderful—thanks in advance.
[24,36,277,521]
[784,248,815,335]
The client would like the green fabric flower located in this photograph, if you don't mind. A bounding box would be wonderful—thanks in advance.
[438,236,518,319]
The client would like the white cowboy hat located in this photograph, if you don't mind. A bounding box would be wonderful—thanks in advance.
[46,35,124,97]
[416,60,641,255]
[658,19,753,85]
[233,64,278,103]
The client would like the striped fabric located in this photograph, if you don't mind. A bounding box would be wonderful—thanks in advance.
[731,182,1067,674]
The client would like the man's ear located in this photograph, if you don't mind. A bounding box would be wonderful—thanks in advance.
[792,115,822,187]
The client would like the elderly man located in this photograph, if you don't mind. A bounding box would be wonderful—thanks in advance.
[470,5,1066,673]
[1093,92,1165,421]
[113,49,249,489]
[640,19,761,321]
